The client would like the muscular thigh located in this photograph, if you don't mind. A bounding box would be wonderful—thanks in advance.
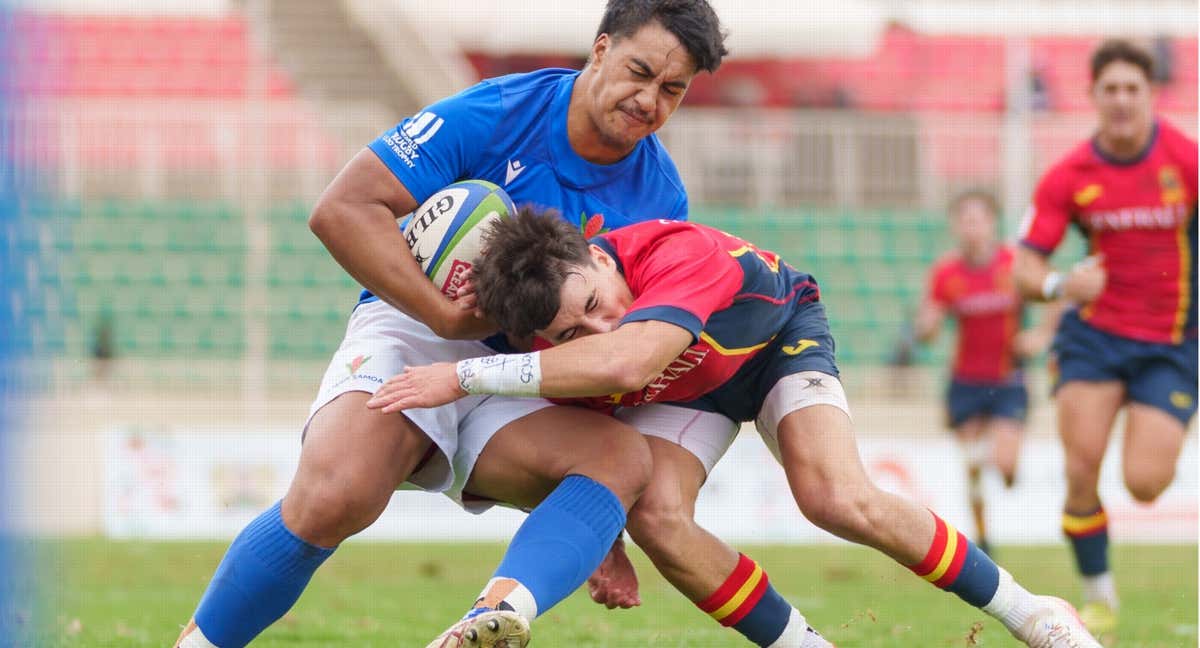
[465,405,647,510]
[1123,403,1187,476]
[1056,381,1125,466]
[299,392,431,489]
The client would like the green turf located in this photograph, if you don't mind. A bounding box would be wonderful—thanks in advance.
[33,540,1196,647]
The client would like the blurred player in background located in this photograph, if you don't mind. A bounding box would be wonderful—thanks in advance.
[1013,38,1197,635]
[172,2,746,647]
[914,190,1059,556]
[371,210,1105,648]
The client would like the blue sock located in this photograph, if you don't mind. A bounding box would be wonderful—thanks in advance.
[193,501,335,647]
[491,474,626,616]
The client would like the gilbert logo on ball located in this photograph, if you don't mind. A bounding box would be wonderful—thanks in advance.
[403,180,517,299]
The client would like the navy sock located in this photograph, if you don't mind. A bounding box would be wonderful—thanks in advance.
[1063,507,1109,576]
[492,474,626,616]
[193,501,334,647]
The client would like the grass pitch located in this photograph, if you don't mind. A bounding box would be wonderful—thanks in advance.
[34,540,1196,647]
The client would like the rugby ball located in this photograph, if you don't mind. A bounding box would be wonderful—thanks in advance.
[403,180,516,298]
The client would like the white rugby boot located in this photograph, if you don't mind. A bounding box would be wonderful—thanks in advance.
[424,609,530,648]
[1012,597,1102,648]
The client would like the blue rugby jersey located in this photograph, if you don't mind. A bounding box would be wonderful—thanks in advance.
[360,68,689,308]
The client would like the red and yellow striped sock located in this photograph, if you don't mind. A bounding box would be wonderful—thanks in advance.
[1063,506,1109,576]
[697,553,795,647]
[909,512,1000,607]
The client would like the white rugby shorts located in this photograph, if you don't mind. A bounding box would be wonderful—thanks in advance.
[305,299,552,502]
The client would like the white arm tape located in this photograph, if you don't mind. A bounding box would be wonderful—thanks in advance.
[456,352,543,397]
[1041,271,1064,301]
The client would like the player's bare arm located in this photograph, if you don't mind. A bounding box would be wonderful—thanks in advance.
[1014,300,1064,358]
[913,298,947,343]
[1013,246,1106,304]
[367,319,693,411]
[309,149,494,339]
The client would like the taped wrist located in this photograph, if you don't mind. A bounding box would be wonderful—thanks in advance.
[456,352,542,396]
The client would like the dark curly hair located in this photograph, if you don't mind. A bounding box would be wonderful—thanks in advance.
[596,0,728,73]
[473,207,592,338]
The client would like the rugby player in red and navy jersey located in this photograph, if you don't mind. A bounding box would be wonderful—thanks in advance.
[1012,38,1198,635]
[370,210,1103,648]
[915,190,1060,557]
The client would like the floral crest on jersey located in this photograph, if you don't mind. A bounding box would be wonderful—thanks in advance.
[1159,166,1185,205]
[580,212,607,238]
[1073,183,1103,207]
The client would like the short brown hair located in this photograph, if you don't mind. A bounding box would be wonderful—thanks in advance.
[1091,39,1155,83]
[473,207,592,338]
[948,189,1000,219]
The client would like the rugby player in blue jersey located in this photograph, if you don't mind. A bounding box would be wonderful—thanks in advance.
[171,2,768,647]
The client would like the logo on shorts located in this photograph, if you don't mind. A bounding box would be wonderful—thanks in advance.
[1170,391,1193,410]
[347,354,372,375]
[782,339,820,355]
[803,377,824,389]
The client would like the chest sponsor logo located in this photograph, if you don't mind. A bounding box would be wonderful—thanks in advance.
[955,291,1018,316]
[639,347,710,403]
[1080,203,1191,232]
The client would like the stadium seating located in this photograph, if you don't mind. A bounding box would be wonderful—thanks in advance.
[22,198,973,367]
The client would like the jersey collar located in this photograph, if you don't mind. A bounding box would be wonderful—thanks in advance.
[1090,120,1159,167]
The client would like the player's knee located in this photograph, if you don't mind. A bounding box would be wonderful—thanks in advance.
[1064,450,1103,488]
[283,472,391,545]
[1124,466,1173,503]
[625,494,694,555]
[572,424,652,505]
[794,481,878,539]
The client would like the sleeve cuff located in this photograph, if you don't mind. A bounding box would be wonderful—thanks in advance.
[621,306,702,344]
[1018,239,1054,256]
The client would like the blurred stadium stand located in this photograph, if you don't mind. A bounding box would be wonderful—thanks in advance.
[5,1,1195,393]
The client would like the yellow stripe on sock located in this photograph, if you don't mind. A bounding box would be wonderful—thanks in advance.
[1062,510,1108,535]
[709,563,764,621]
[922,522,960,583]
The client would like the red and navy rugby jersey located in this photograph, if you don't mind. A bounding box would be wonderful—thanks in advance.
[573,220,819,410]
[1020,119,1198,344]
[925,245,1023,383]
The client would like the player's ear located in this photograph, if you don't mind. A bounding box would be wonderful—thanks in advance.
[589,244,610,268]
[591,33,611,67]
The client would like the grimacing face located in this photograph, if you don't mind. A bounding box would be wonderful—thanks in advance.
[536,247,633,345]
[584,21,697,154]
[1091,59,1155,151]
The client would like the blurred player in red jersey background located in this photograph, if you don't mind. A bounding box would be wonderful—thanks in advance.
[1013,38,1198,636]
[915,190,1059,557]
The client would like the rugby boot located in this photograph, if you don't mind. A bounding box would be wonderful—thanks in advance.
[424,609,530,648]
